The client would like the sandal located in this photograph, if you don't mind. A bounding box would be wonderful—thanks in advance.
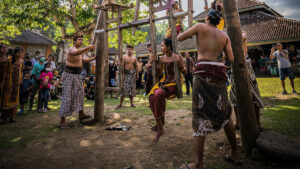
[225,155,243,166]
[180,164,191,169]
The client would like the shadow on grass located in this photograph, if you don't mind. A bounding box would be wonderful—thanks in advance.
[261,97,300,138]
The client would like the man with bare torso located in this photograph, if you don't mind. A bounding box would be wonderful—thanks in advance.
[178,10,241,169]
[117,45,138,108]
[59,35,95,128]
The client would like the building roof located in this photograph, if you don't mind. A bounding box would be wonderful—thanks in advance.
[135,37,197,57]
[242,12,300,46]
[193,0,281,22]
[8,30,56,46]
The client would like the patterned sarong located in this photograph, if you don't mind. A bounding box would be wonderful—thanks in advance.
[192,62,231,136]
[230,57,264,109]
[59,67,84,117]
[121,70,136,97]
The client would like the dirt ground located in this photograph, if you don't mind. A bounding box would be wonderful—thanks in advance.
[0,106,298,169]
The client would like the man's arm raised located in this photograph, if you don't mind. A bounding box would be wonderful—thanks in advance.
[69,45,95,56]
[177,23,201,41]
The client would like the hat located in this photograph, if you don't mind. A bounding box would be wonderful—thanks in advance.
[40,57,45,62]
[276,43,282,46]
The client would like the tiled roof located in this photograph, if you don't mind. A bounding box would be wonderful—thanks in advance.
[193,0,279,21]
[8,30,56,46]
[242,12,300,45]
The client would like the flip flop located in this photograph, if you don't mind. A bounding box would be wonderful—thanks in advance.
[58,124,69,129]
[225,155,243,166]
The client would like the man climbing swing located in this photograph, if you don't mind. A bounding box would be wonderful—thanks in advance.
[149,39,187,143]
[178,10,242,169]
[117,45,138,108]
[59,35,95,128]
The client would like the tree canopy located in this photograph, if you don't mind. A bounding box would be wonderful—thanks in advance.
[0,0,152,48]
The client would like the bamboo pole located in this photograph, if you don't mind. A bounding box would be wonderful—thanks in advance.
[117,7,124,93]
[94,0,105,122]
[169,0,183,98]
[132,0,141,34]
[223,0,258,153]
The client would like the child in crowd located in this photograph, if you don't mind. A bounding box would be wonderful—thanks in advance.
[18,71,33,115]
[38,63,53,113]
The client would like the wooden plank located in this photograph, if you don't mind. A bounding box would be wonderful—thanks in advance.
[95,2,132,11]
[94,0,105,123]
[105,87,121,92]
[117,7,124,93]
[133,0,141,34]
[188,0,193,27]
[149,0,157,85]
[169,0,183,98]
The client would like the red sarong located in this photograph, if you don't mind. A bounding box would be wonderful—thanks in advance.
[149,85,177,119]
[193,61,227,82]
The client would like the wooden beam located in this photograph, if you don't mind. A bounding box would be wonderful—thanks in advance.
[188,0,193,27]
[94,0,105,123]
[95,12,188,34]
[169,0,183,98]
[117,7,124,93]
[149,0,157,85]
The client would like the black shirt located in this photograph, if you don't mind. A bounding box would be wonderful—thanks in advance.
[23,60,33,72]
[109,64,118,79]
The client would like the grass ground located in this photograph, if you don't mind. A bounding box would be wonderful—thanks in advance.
[0,77,299,169]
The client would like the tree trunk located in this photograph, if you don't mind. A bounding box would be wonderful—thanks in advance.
[94,0,105,123]
[222,0,258,154]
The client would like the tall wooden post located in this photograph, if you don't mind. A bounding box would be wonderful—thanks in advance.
[169,0,183,98]
[188,0,193,27]
[223,0,258,153]
[133,0,141,34]
[95,0,105,122]
[149,0,157,84]
[104,11,109,89]
[117,7,124,92]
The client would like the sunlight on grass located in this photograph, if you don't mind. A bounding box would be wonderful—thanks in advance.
[11,137,22,143]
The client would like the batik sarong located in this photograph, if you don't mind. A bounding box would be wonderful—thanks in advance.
[59,66,84,117]
[230,57,264,109]
[121,70,136,97]
[192,62,231,136]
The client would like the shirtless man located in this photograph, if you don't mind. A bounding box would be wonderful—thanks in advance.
[117,45,138,108]
[59,35,95,128]
[178,10,241,169]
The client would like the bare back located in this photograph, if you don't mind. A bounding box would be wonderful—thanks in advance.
[66,46,83,67]
[123,55,137,71]
[178,23,234,63]
[196,24,227,61]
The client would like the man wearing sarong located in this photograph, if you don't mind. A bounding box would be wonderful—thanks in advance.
[0,47,23,124]
[59,35,95,128]
[136,58,144,90]
[149,39,187,143]
[117,45,138,108]
[230,31,264,130]
[144,44,154,95]
[183,52,194,95]
[178,10,241,169]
